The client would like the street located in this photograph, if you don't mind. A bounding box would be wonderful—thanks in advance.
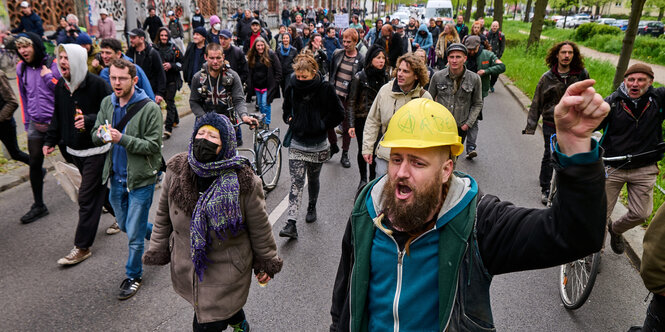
[0,81,649,331]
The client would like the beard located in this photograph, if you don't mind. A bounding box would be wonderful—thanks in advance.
[381,173,445,234]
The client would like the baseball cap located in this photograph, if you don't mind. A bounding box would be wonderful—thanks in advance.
[220,29,232,39]
[167,10,175,16]
[316,23,323,28]
[251,19,260,25]
[128,28,145,37]
[20,1,29,8]
[463,35,481,50]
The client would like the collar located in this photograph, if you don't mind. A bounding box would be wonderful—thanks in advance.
[391,79,418,94]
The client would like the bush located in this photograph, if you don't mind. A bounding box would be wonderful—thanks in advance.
[574,23,621,41]
[543,19,556,27]
[574,23,595,41]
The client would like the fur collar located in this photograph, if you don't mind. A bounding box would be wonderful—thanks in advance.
[166,152,256,217]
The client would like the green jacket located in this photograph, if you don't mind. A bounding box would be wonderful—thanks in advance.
[641,203,665,295]
[472,49,506,98]
[91,94,163,191]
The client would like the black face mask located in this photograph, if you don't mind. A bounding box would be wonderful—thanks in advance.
[193,138,220,163]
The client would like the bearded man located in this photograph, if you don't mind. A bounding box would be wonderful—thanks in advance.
[330,80,610,331]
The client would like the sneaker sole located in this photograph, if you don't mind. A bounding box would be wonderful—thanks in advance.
[57,251,92,265]
[21,209,49,224]
[466,151,477,160]
[106,228,121,235]
[278,231,298,239]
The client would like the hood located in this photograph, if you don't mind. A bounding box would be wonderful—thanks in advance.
[418,23,429,33]
[17,32,47,68]
[57,44,88,92]
[367,171,477,229]
[157,26,171,41]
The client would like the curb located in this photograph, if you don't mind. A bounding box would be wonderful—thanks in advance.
[498,73,644,269]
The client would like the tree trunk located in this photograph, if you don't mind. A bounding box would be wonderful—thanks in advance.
[526,0,548,50]
[494,0,504,28]
[594,2,601,17]
[476,0,486,19]
[523,0,533,22]
[465,0,473,22]
[659,7,664,21]
[513,0,518,20]
[612,0,647,89]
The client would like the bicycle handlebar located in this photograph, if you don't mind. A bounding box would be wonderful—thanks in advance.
[232,113,265,129]
[602,141,665,162]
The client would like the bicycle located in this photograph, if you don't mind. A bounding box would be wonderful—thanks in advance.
[550,136,665,310]
[234,113,283,192]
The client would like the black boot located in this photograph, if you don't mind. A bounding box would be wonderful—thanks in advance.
[341,151,351,168]
[306,202,317,223]
[330,144,340,157]
[279,219,298,239]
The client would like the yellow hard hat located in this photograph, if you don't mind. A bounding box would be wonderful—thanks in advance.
[380,98,464,156]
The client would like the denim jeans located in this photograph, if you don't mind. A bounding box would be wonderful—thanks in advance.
[255,89,271,124]
[109,179,155,279]
[465,121,479,153]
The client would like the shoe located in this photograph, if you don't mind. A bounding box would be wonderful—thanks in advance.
[106,222,121,235]
[279,220,298,239]
[465,150,477,160]
[540,189,550,206]
[490,86,495,93]
[305,202,317,223]
[57,247,91,265]
[341,151,351,168]
[163,131,171,140]
[118,278,142,300]
[102,206,109,214]
[230,320,250,332]
[330,144,340,157]
[335,126,343,135]
[172,122,179,128]
[607,222,625,254]
[20,204,49,224]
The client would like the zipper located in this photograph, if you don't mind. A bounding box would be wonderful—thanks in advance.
[393,249,404,332]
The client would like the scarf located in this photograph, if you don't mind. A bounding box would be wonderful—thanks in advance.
[279,43,292,56]
[187,133,251,281]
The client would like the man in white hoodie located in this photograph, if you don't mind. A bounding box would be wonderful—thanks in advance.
[44,44,113,265]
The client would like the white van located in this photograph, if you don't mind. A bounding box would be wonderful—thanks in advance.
[425,0,454,21]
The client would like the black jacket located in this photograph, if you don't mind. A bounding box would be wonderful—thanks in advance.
[376,34,405,68]
[282,75,344,145]
[488,30,506,59]
[329,49,365,91]
[276,46,298,85]
[243,31,270,54]
[191,13,205,29]
[126,43,167,97]
[347,68,390,127]
[236,18,254,47]
[45,73,112,150]
[600,86,665,169]
[155,41,183,86]
[223,45,249,83]
[143,16,163,42]
[183,43,207,84]
[246,50,282,103]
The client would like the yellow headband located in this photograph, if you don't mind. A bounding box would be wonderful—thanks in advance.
[199,125,220,135]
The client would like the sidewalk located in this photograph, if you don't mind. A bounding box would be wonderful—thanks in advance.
[500,73,645,269]
[0,84,193,192]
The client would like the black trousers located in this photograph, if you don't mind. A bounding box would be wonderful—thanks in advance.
[354,117,376,182]
[490,72,499,88]
[71,154,107,249]
[193,309,245,331]
[0,118,29,164]
[164,82,179,132]
[539,125,556,191]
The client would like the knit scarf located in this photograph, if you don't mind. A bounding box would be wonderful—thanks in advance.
[279,43,292,56]
[187,139,251,281]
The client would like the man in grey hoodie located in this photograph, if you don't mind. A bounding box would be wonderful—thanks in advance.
[44,44,113,266]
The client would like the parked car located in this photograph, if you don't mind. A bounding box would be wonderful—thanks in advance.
[638,21,665,37]
[549,15,564,23]
[612,19,629,31]
[572,16,591,28]
[596,18,616,25]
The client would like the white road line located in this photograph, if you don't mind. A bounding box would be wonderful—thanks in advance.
[268,179,306,226]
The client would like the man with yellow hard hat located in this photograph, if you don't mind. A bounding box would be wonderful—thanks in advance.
[330,80,610,331]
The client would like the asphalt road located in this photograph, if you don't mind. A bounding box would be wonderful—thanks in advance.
[0,81,649,331]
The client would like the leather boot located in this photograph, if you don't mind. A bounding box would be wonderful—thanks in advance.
[279,219,298,239]
[306,202,317,223]
[341,151,351,168]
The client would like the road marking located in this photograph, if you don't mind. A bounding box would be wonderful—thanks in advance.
[268,179,306,226]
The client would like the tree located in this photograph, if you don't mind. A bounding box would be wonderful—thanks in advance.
[465,0,474,22]
[646,0,665,20]
[494,0,505,27]
[526,0,548,50]
[523,0,533,22]
[613,0,648,89]
[476,0,487,19]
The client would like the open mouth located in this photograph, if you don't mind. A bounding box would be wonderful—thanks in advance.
[395,183,413,200]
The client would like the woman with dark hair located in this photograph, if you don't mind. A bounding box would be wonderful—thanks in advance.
[347,45,390,189]
[277,33,298,95]
[246,37,282,126]
[288,25,304,52]
[302,27,312,47]
[278,54,344,240]
[143,112,282,332]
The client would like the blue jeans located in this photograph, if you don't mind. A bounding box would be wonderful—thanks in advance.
[109,179,155,279]
[255,89,271,124]
[282,19,291,27]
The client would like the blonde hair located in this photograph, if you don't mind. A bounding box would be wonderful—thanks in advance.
[292,53,318,75]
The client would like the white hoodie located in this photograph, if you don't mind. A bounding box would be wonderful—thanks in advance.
[56,44,88,93]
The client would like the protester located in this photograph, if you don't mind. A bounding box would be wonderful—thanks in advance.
[154,27,183,139]
[323,27,341,60]
[44,44,112,265]
[413,23,433,55]
[462,36,505,160]
[288,25,304,52]
[277,33,298,96]
[142,8,163,42]
[0,69,29,166]
[355,28,368,58]
[293,13,307,35]
[243,19,269,54]
[126,28,167,104]
[302,27,312,47]
[330,81,610,330]
[167,11,185,54]
[378,24,405,70]
[97,9,116,39]
[91,58,163,300]
[207,15,223,44]
[435,23,460,69]
[428,18,440,53]
[601,64,665,255]
[219,29,249,83]
[15,32,61,224]
[414,49,434,89]
[73,32,102,75]
[246,37,282,126]
[11,1,44,37]
[282,5,292,27]
[487,21,505,92]
[348,45,390,189]
[405,17,418,41]
[48,17,69,45]
[523,41,589,204]
[236,9,255,50]
[191,7,205,30]
[463,20,491,52]
[455,15,468,41]
[182,27,208,86]
[278,54,344,239]
[142,112,282,332]
[365,19,383,46]
[329,28,364,168]
[99,38,156,101]
[362,53,431,176]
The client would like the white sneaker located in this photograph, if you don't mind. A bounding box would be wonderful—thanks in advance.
[106,222,121,235]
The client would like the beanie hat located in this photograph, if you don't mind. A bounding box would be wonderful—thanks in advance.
[446,43,467,56]
[209,15,221,26]
[624,63,654,79]
[193,27,208,38]
[192,113,234,158]
[365,44,386,70]
[74,32,93,45]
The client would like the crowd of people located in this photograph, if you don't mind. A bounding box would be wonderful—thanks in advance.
[2,2,665,331]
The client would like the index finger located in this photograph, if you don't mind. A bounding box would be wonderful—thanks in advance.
[564,79,596,97]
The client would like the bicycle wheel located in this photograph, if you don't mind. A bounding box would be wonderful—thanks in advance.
[256,134,282,192]
[559,251,601,310]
